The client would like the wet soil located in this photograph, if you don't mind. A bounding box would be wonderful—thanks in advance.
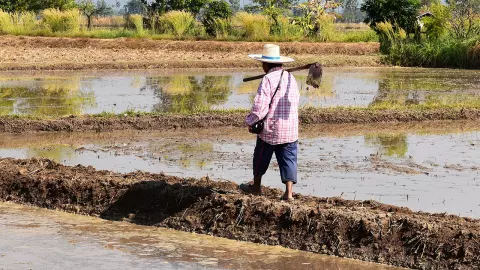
[1,107,480,133]
[0,36,381,71]
[1,157,479,269]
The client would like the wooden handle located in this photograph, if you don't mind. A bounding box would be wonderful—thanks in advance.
[242,63,313,82]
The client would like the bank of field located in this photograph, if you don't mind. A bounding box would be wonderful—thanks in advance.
[0,157,479,269]
[0,36,381,71]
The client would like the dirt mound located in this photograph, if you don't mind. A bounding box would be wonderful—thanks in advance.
[0,36,379,55]
[1,107,480,133]
[0,157,479,269]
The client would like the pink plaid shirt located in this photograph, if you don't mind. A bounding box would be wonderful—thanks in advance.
[246,69,300,145]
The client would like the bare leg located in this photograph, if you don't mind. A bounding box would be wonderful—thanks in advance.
[282,181,294,200]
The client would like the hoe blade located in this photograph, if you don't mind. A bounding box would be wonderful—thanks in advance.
[306,63,323,89]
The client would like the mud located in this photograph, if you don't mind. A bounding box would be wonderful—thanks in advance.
[1,157,479,269]
[1,107,480,133]
[0,36,381,71]
[2,202,399,270]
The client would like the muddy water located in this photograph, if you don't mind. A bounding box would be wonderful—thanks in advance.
[0,68,479,116]
[0,202,400,270]
[0,122,479,218]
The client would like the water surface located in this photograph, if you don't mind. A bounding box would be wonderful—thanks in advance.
[0,68,479,116]
[0,202,400,270]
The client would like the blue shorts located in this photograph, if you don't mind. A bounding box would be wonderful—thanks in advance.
[253,137,298,184]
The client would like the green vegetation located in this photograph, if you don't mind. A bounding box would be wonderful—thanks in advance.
[0,0,378,42]
[362,0,480,68]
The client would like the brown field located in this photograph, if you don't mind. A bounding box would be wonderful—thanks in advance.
[0,35,381,71]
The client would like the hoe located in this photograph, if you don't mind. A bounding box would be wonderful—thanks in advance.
[242,62,323,89]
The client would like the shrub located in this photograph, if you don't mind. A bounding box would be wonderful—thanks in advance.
[202,0,232,36]
[361,0,421,35]
[160,11,195,36]
[213,18,231,38]
[422,2,450,40]
[125,14,143,33]
[42,8,81,32]
[275,16,303,40]
[233,12,269,40]
[0,10,37,34]
[0,10,13,33]
[316,14,335,41]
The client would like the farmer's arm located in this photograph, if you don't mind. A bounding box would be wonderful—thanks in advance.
[246,78,271,126]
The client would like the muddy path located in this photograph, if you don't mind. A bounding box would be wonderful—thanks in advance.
[1,157,479,269]
[0,36,381,71]
[1,107,480,133]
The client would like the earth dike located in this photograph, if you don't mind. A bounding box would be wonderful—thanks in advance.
[0,157,478,269]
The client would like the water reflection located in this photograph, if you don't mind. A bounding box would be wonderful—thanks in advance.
[0,82,95,116]
[0,68,479,116]
[365,134,409,157]
[143,76,230,113]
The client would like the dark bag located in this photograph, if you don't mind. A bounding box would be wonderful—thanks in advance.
[250,71,286,134]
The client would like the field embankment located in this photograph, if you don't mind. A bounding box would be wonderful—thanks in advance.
[0,157,478,269]
[0,36,381,71]
[1,107,479,133]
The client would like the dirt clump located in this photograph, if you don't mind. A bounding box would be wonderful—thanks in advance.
[0,157,479,269]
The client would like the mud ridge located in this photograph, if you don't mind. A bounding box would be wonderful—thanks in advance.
[1,107,480,133]
[0,157,479,269]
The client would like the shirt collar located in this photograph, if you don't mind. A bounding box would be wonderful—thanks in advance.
[267,66,283,74]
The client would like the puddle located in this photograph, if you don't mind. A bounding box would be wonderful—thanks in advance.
[0,122,479,218]
[0,68,479,116]
[0,202,400,269]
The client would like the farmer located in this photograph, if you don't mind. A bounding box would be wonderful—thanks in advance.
[240,44,300,201]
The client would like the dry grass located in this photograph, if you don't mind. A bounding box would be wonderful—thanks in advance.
[93,16,124,28]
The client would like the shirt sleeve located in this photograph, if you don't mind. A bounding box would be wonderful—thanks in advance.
[246,77,271,126]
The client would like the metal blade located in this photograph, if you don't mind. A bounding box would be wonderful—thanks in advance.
[306,63,323,89]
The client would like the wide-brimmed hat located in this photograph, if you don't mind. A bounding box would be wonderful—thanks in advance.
[248,44,295,64]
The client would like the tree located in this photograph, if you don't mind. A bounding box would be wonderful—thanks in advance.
[447,0,480,39]
[229,0,240,13]
[96,0,114,17]
[202,0,232,36]
[361,0,421,35]
[78,0,97,29]
[0,0,30,12]
[340,0,358,22]
[124,0,146,14]
[0,0,75,12]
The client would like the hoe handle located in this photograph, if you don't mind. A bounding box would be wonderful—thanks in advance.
[242,64,313,82]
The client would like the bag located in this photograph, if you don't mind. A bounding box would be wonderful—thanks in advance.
[250,71,286,134]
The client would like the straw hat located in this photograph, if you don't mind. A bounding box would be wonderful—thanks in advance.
[248,44,295,64]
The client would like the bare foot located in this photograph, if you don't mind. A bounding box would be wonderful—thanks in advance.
[239,182,262,195]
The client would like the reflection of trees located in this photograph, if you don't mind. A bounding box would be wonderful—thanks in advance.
[27,145,76,162]
[0,78,95,116]
[365,133,408,157]
[370,73,461,107]
[142,75,231,113]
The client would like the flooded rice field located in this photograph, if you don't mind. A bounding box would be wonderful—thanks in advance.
[0,202,399,270]
[0,121,479,218]
[0,68,479,116]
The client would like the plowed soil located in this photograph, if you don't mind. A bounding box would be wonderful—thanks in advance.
[1,107,480,133]
[0,36,382,70]
[0,157,479,269]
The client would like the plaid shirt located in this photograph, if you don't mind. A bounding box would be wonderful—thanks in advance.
[246,68,300,145]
